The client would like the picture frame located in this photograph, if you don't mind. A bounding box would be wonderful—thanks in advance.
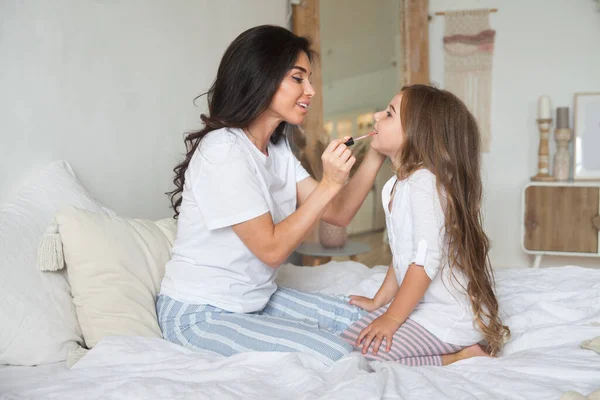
[573,92,600,180]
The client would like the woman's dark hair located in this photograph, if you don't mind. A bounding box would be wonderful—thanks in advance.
[167,25,315,217]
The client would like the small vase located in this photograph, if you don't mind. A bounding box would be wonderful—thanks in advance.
[318,221,347,248]
[553,128,573,181]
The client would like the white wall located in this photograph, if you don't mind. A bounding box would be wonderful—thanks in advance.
[0,0,288,219]
[429,0,600,268]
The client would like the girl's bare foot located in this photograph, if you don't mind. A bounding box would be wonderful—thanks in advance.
[441,344,490,365]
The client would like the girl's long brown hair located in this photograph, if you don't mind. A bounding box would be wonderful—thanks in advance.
[395,84,509,355]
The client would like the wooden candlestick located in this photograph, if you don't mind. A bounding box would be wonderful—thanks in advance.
[531,118,556,182]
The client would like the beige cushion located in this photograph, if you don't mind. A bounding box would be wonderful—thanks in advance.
[55,207,176,348]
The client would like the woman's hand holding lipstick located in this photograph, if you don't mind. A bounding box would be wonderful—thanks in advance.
[344,132,377,147]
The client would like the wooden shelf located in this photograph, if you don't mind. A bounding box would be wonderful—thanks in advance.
[521,181,600,268]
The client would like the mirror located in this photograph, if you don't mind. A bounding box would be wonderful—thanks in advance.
[321,0,403,128]
[292,0,429,266]
[320,0,401,237]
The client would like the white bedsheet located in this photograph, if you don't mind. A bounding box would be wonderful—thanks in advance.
[1,262,599,399]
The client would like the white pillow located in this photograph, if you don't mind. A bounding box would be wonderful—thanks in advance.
[47,207,176,349]
[0,161,113,365]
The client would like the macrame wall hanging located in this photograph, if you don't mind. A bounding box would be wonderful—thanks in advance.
[443,9,496,152]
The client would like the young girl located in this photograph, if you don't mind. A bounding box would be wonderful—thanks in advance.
[343,84,510,366]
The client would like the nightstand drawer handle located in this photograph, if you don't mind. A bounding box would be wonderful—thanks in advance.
[593,215,600,231]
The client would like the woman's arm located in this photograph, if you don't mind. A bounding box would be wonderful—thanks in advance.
[233,180,341,268]
[232,139,355,268]
[357,264,431,355]
[349,265,399,312]
[297,146,386,227]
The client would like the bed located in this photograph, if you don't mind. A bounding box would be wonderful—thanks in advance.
[1,261,599,400]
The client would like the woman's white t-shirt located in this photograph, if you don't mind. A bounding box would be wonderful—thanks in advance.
[383,169,483,346]
[159,127,310,313]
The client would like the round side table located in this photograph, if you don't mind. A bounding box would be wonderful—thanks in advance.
[294,241,371,266]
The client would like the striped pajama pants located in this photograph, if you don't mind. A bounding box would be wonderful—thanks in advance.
[340,305,464,366]
[156,287,366,365]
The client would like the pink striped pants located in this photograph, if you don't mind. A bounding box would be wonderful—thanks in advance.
[340,306,464,366]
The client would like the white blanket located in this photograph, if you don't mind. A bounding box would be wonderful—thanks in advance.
[1,262,599,399]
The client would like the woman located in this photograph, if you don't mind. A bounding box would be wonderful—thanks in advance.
[156,25,385,364]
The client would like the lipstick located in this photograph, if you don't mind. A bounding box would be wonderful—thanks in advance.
[344,131,377,146]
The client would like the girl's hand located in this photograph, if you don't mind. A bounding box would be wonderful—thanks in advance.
[321,138,356,188]
[356,313,402,355]
[348,295,380,312]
